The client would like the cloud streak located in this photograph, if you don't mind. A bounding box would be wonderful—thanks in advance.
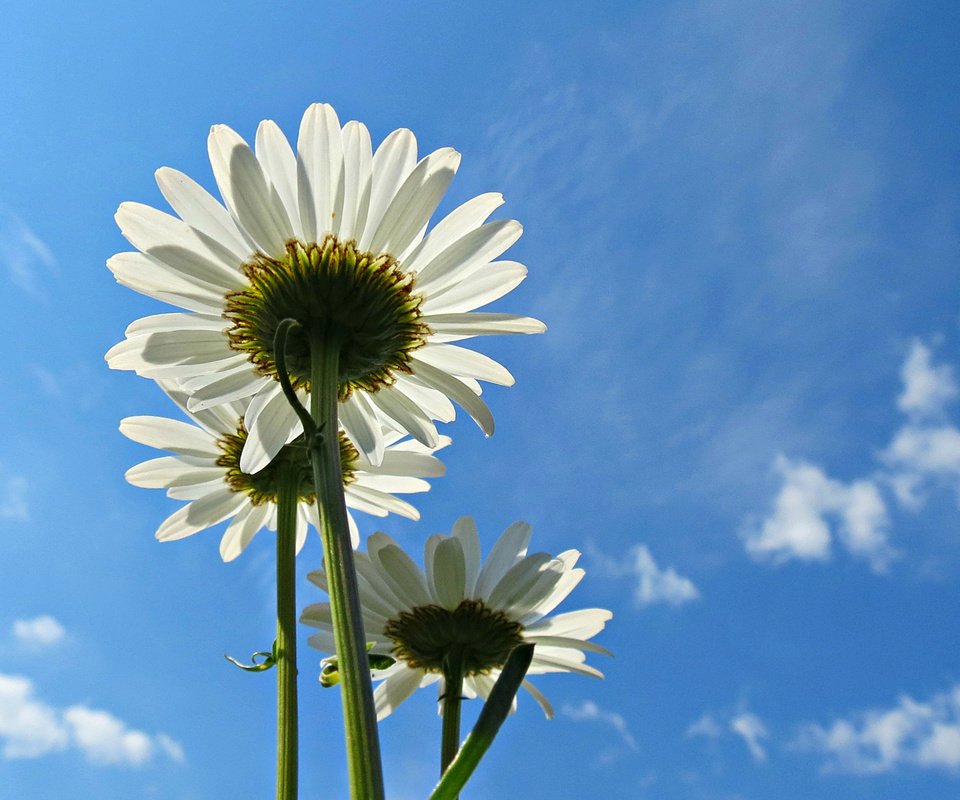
[12,616,65,648]
[590,543,699,607]
[796,682,960,774]
[0,673,183,767]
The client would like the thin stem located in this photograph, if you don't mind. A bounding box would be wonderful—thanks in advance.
[308,335,385,800]
[430,644,535,800]
[275,463,300,800]
[440,652,465,779]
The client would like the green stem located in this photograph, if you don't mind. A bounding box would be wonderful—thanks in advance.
[440,652,465,780]
[308,335,385,800]
[275,463,300,800]
[430,644,535,800]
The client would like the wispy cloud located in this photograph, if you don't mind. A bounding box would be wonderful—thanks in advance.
[0,210,57,299]
[743,456,895,573]
[0,673,183,766]
[562,699,638,751]
[688,707,770,763]
[590,543,699,607]
[12,616,65,648]
[795,682,960,774]
[0,471,28,522]
[731,712,769,763]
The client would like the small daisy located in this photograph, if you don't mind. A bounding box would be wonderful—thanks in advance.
[301,517,612,719]
[105,102,544,473]
[120,385,448,561]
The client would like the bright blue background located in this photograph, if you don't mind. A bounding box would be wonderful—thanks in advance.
[1,1,959,798]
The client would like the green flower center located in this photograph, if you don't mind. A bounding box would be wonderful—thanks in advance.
[223,236,429,399]
[383,599,525,675]
[216,422,359,505]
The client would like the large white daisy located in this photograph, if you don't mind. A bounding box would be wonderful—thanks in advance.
[105,102,544,473]
[120,385,448,561]
[301,517,612,719]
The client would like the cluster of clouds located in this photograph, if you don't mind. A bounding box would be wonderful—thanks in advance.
[12,615,65,648]
[798,682,960,774]
[0,672,183,766]
[589,543,700,607]
[688,710,769,763]
[688,682,960,776]
[744,340,960,572]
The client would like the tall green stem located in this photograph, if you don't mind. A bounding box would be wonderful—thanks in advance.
[275,463,300,800]
[440,652,465,780]
[309,335,385,799]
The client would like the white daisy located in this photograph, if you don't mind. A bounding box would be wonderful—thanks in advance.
[105,102,545,473]
[301,517,612,719]
[120,385,448,561]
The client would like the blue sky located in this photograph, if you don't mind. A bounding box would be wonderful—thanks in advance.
[2,1,960,798]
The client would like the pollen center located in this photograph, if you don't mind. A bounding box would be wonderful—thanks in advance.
[216,422,359,505]
[223,236,429,399]
[383,599,525,675]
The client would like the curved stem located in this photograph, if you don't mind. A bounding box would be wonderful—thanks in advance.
[309,335,385,800]
[441,652,465,779]
[275,463,300,800]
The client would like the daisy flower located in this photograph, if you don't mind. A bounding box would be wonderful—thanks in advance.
[301,517,612,719]
[120,385,448,561]
[105,102,544,473]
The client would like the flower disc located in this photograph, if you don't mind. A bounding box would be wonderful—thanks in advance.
[224,237,430,398]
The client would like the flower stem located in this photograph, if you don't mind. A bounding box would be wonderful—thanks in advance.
[275,462,300,800]
[441,651,465,780]
[308,335,385,800]
[430,644,535,800]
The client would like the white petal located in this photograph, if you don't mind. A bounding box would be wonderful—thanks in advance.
[339,392,384,465]
[125,456,219,488]
[413,346,514,386]
[255,120,302,236]
[414,219,521,295]
[521,679,554,719]
[423,261,528,315]
[351,473,430,494]
[522,635,612,658]
[106,251,225,313]
[528,652,604,679]
[373,664,424,720]
[409,360,494,436]
[297,103,344,241]
[452,516,481,598]
[421,312,547,339]
[241,384,304,473]
[347,485,420,520]
[119,416,220,457]
[370,148,460,257]
[155,488,247,541]
[155,166,251,258]
[359,129,417,251]
[125,312,227,336]
[363,448,446,479]
[432,536,466,610]
[474,522,532,600]
[208,124,291,255]
[338,120,373,242]
[517,569,586,625]
[404,192,505,274]
[392,376,457,422]
[219,502,271,561]
[487,553,554,611]
[182,363,262,409]
[366,387,441,450]
[524,609,613,641]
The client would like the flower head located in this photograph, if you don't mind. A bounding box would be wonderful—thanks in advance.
[120,385,447,560]
[106,103,544,472]
[301,517,612,719]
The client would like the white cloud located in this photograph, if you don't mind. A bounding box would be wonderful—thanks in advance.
[882,342,960,509]
[686,713,723,739]
[744,456,895,572]
[898,340,958,418]
[731,712,769,763]
[0,672,182,767]
[590,544,699,607]
[0,675,68,759]
[12,616,65,648]
[796,683,960,774]
[562,699,638,751]
[0,473,28,521]
[0,210,57,299]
